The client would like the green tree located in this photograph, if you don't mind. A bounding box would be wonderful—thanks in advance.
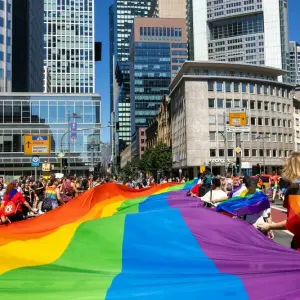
[122,161,133,178]
[151,141,172,173]
[139,148,153,173]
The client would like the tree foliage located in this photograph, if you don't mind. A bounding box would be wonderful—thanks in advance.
[122,161,133,178]
[138,142,172,173]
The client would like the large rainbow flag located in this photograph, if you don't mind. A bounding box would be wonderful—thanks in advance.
[0,181,300,299]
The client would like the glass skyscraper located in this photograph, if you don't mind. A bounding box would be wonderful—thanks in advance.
[110,0,152,151]
[0,0,12,92]
[12,0,44,93]
[130,18,188,134]
[289,41,300,86]
[190,0,290,81]
[44,0,95,93]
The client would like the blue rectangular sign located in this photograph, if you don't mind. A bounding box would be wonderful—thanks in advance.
[70,122,77,140]
[32,136,48,141]
[31,156,40,167]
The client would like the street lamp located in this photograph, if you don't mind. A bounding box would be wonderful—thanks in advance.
[255,134,270,174]
[67,113,81,175]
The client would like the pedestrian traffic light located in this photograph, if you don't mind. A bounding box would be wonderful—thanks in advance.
[63,158,68,170]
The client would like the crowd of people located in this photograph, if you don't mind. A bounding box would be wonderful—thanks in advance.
[0,151,300,253]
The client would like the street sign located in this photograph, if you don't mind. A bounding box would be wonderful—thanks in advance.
[235,147,242,154]
[42,163,51,172]
[200,165,205,173]
[31,156,40,167]
[24,135,51,155]
[89,167,94,172]
[229,110,247,127]
[227,126,250,133]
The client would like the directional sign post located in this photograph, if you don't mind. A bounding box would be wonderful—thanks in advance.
[24,135,51,155]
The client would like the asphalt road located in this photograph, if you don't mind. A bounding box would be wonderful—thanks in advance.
[270,199,293,249]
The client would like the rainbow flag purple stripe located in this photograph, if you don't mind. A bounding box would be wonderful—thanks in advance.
[0,182,299,299]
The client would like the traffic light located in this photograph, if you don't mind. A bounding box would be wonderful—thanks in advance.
[63,158,68,170]
[236,157,241,168]
[116,121,120,131]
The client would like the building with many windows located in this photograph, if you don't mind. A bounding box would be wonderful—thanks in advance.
[0,0,12,92]
[110,0,152,152]
[169,61,294,178]
[148,0,186,18]
[12,0,44,93]
[290,41,300,86]
[189,0,290,81]
[0,93,101,176]
[130,17,187,134]
[44,0,95,93]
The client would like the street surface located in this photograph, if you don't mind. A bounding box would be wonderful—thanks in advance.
[271,199,293,249]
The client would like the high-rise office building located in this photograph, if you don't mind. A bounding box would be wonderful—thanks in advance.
[130,17,187,161]
[0,0,12,92]
[110,0,152,151]
[148,0,186,18]
[289,41,300,86]
[12,0,44,93]
[189,0,289,80]
[44,0,95,93]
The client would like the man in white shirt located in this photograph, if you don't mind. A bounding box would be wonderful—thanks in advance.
[201,178,228,204]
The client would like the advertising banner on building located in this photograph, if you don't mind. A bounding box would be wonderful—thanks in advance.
[71,122,77,140]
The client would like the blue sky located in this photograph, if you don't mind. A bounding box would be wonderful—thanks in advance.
[95,0,300,142]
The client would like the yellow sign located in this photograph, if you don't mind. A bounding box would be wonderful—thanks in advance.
[24,135,51,155]
[229,112,247,127]
[235,147,242,154]
[200,165,206,173]
[42,163,51,172]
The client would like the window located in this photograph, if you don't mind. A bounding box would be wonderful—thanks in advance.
[234,99,240,108]
[209,131,216,141]
[288,120,292,128]
[208,98,215,108]
[257,84,262,94]
[250,100,255,109]
[208,81,214,91]
[289,134,293,143]
[226,99,232,108]
[225,82,231,92]
[217,98,223,108]
[271,102,275,111]
[277,119,281,127]
[265,118,269,126]
[279,150,283,157]
[257,101,262,110]
[271,133,277,142]
[252,149,257,156]
[282,104,286,113]
[259,149,264,157]
[210,149,216,157]
[217,81,223,92]
[250,83,255,94]
[283,119,286,127]
[228,149,234,157]
[251,117,256,125]
[273,149,277,157]
[242,99,248,108]
[234,82,240,92]
[266,149,271,157]
[285,150,289,157]
[263,85,268,95]
[264,102,269,111]
[219,149,225,157]
[277,103,281,112]
[296,119,300,126]
[227,132,233,141]
[258,117,263,126]
[244,149,250,157]
[242,83,247,93]
[243,133,250,141]
[278,133,282,142]
[209,115,216,124]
